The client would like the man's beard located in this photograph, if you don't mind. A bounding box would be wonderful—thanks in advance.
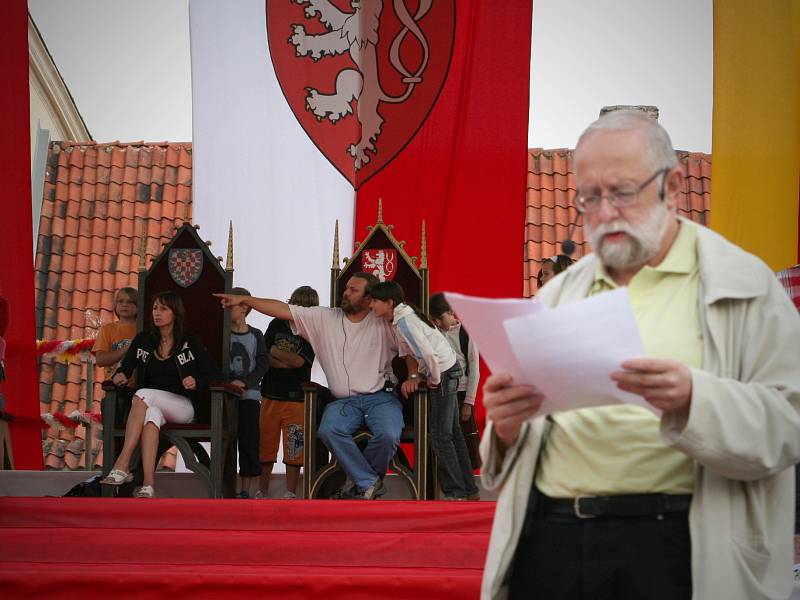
[586,201,670,271]
[341,296,361,314]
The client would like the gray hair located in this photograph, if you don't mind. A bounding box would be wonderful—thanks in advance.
[575,110,678,172]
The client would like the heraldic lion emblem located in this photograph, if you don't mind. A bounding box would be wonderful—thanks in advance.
[288,0,432,171]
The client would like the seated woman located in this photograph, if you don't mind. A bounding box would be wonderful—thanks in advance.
[100,290,219,498]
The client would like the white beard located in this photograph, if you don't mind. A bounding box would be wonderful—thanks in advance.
[586,202,670,271]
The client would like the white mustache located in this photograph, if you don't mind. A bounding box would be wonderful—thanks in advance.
[590,221,635,240]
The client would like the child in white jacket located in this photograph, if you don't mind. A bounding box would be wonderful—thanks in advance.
[369,281,477,500]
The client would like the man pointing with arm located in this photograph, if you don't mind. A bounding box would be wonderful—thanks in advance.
[217,272,412,500]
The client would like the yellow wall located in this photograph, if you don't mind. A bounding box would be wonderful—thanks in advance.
[711,0,800,269]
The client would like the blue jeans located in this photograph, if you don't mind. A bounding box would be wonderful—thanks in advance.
[317,391,404,490]
[430,364,479,497]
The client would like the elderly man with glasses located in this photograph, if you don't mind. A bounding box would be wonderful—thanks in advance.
[480,110,800,600]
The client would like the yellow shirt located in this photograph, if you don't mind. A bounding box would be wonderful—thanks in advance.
[93,320,137,382]
[536,223,701,497]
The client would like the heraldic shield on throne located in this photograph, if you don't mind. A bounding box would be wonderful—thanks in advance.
[304,199,435,500]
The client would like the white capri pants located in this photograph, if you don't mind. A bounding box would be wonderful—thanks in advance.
[135,388,194,428]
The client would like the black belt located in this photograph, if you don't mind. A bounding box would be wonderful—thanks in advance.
[541,493,692,519]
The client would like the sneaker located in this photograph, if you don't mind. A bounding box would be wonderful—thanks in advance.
[283,491,297,499]
[253,490,266,499]
[354,478,387,500]
[330,479,356,499]
[236,490,250,499]
[441,494,467,501]
[134,485,155,498]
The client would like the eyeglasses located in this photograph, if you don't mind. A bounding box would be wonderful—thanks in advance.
[574,168,669,213]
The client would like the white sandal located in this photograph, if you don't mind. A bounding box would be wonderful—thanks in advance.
[134,485,155,498]
[100,468,133,486]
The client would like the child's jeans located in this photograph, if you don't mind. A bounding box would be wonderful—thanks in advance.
[430,364,478,497]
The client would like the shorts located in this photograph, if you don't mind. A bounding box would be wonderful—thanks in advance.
[259,397,304,466]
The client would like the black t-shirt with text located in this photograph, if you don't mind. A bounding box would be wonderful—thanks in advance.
[146,353,183,394]
[261,319,314,401]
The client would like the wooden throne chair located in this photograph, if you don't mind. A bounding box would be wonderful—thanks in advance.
[302,201,435,500]
[101,222,238,498]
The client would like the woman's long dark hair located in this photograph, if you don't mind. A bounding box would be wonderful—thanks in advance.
[368,281,434,328]
[151,290,185,349]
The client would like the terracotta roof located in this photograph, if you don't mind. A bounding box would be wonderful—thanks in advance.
[33,141,711,468]
[35,141,192,471]
[524,148,712,297]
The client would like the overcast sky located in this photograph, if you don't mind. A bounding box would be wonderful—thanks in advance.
[28,0,713,152]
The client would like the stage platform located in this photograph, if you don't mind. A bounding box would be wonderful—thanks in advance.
[0,470,497,500]
[0,496,494,599]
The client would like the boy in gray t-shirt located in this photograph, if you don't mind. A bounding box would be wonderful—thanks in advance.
[228,287,268,498]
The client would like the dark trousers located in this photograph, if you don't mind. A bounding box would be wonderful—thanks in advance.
[509,507,692,600]
[237,399,262,477]
[430,365,478,497]
[457,391,482,470]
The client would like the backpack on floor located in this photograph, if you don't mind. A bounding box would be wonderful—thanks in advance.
[63,475,102,497]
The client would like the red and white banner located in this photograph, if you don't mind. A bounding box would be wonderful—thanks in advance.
[191,0,530,312]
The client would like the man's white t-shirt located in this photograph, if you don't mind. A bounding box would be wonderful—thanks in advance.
[288,306,398,399]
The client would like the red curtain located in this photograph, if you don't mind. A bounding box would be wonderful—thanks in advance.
[0,1,41,468]
[355,0,533,428]
[0,498,494,599]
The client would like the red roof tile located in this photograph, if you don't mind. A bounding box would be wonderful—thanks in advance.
[524,148,712,297]
[35,141,192,471]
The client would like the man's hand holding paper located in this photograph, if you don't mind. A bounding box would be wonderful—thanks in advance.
[612,357,692,417]
[482,372,544,447]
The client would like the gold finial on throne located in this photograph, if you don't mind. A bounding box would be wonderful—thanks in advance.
[225,221,234,272]
[332,220,340,269]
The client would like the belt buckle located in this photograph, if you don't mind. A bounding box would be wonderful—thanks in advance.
[573,496,596,519]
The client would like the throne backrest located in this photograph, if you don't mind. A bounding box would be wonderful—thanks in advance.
[332,205,429,315]
[331,204,430,402]
[136,223,232,376]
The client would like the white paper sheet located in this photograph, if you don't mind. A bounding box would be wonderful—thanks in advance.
[503,288,654,415]
[443,292,548,375]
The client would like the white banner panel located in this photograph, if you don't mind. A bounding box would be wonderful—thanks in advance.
[189,0,355,333]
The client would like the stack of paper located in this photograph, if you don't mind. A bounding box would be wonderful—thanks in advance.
[445,289,653,415]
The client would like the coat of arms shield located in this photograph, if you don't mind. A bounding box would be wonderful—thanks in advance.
[168,249,204,288]
[362,249,397,282]
[267,0,456,188]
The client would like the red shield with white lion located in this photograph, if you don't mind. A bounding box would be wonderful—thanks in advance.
[362,249,397,281]
[266,1,456,189]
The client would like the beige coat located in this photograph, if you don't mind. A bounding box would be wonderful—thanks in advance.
[480,219,800,600]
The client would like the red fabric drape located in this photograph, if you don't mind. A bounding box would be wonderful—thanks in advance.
[0,1,41,468]
[0,498,494,599]
[355,0,533,430]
